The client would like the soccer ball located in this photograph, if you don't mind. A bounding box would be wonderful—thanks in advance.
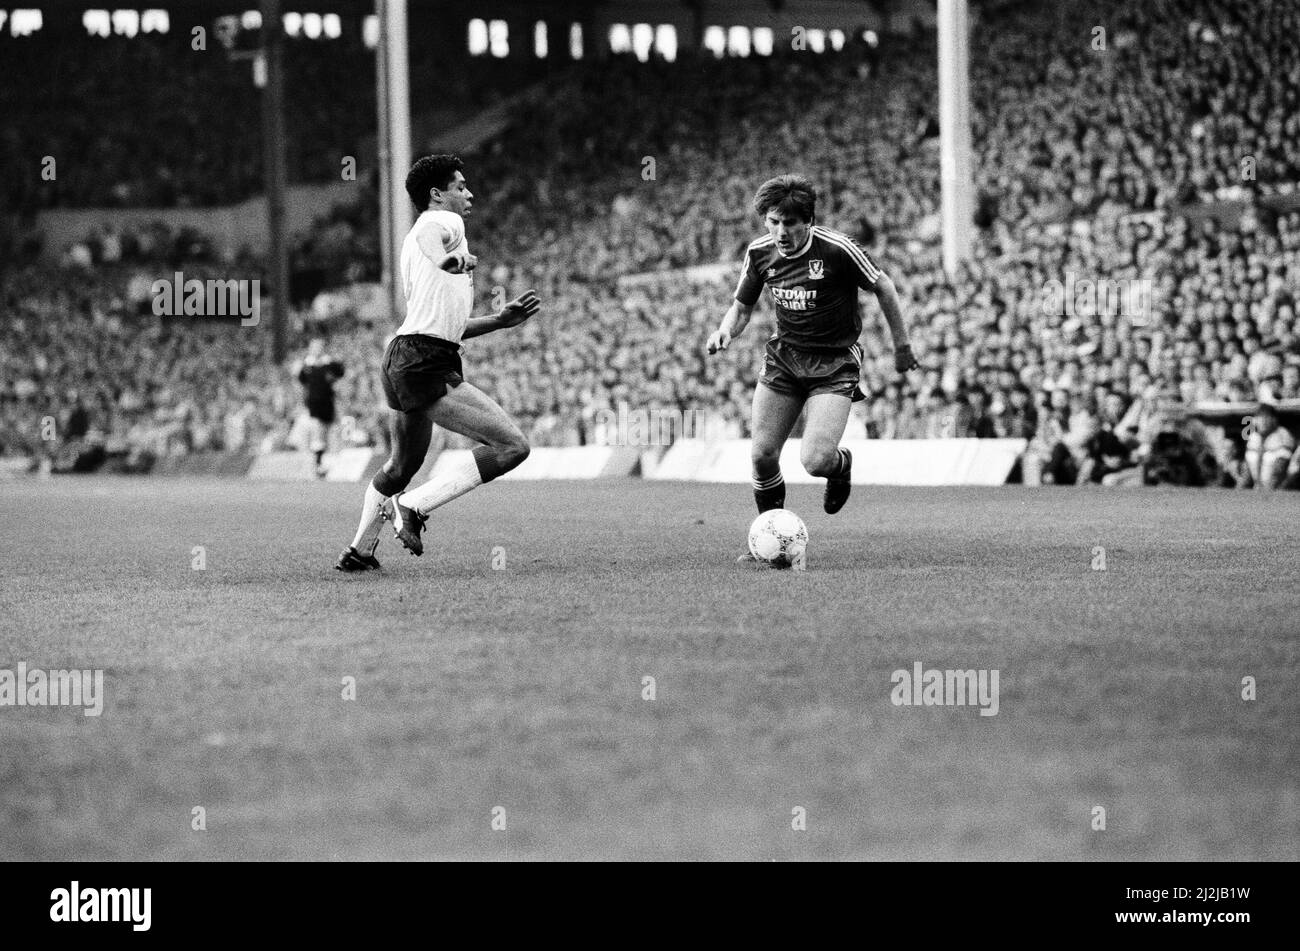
[747,509,808,568]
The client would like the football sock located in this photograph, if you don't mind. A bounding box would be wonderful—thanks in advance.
[314,449,325,467]
[350,481,389,555]
[752,469,786,513]
[828,448,851,479]
[399,451,486,516]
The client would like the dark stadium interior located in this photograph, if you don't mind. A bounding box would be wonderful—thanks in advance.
[1,0,1297,870]
[3,0,1298,488]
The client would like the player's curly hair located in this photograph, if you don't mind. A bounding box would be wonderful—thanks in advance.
[405,154,465,212]
[753,174,817,222]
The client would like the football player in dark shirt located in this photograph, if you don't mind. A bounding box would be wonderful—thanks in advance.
[295,338,345,477]
[706,175,919,558]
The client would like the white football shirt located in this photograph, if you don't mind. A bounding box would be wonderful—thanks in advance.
[395,209,474,342]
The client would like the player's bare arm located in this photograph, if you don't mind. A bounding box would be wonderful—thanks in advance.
[439,250,477,274]
[706,299,754,354]
[462,290,541,339]
[414,224,477,274]
[871,272,919,373]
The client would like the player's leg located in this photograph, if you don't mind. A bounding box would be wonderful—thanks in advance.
[738,383,804,565]
[337,408,433,570]
[802,346,864,514]
[800,393,854,513]
[304,416,319,470]
[750,382,805,513]
[390,382,529,555]
[307,416,328,475]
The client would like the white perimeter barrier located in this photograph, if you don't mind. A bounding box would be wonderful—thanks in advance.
[0,457,37,479]
[426,445,640,481]
[248,447,379,482]
[648,438,1027,486]
[241,440,1023,485]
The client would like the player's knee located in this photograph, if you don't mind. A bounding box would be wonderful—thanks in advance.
[752,444,781,472]
[802,444,839,478]
[377,458,417,493]
[499,436,530,472]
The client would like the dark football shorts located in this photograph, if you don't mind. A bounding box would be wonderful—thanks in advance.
[380,333,464,413]
[758,338,866,402]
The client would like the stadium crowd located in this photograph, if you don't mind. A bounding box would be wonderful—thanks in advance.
[3,0,1299,488]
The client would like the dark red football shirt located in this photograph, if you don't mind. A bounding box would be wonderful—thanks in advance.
[733,225,884,350]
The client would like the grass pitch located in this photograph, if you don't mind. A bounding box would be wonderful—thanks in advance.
[1,477,1296,861]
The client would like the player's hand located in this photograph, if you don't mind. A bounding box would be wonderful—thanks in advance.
[706,329,732,355]
[894,343,919,374]
[498,289,540,328]
[440,250,478,274]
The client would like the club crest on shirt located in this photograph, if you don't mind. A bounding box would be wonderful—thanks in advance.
[766,267,777,278]
[808,259,825,279]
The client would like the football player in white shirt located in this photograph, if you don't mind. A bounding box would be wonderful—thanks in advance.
[337,154,540,570]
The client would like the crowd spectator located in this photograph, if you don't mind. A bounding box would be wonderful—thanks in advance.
[3,0,1300,488]
[1239,399,1300,489]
